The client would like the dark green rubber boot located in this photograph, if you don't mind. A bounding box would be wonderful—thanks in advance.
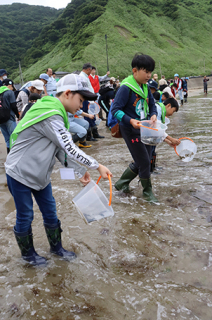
[115,166,138,193]
[14,227,47,266]
[140,178,159,203]
[44,220,76,261]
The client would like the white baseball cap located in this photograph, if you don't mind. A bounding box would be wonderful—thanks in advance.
[31,79,44,91]
[57,74,97,101]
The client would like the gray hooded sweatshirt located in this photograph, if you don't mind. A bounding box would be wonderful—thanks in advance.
[5,115,99,190]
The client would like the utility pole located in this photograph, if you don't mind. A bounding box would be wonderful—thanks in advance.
[159,61,162,79]
[204,57,205,74]
[95,62,98,75]
[105,34,109,72]
[19,61,24,86]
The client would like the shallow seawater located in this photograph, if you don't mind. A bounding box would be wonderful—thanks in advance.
[0,93,212,319]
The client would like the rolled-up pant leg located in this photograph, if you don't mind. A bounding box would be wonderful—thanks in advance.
[178,89,183,100]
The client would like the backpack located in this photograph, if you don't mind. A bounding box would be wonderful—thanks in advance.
[99,84,114,96]
[108,89,133,138]
[0,92,11,124]
[15,88,30,101]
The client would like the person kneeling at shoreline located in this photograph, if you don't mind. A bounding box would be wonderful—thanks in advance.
[151,97,180,172]
[5,74,112,266]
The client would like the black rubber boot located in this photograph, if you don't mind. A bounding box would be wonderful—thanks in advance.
[181,99,183,106]
[72,133,80,143]
[44,220,76,260]
[115,164,138,193]
[92,126,105,139]
[78,134,92,148]
[13,227,47,266]
[140,178,159,203]
[86,128,97,141]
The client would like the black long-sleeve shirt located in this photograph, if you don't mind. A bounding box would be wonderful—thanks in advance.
[2,90,19,120]
[111,85,157,127]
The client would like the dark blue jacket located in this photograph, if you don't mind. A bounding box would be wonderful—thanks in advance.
[182,80,188,91]
[111,85,157,127]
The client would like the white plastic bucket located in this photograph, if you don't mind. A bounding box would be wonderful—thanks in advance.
[140,120,167,145]
[95,118,102,126]
[175,137,197,162]
[88,101,100,115]
[73,176,114,224]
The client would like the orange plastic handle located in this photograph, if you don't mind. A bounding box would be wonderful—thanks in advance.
[137,122,158,131]
[140,124,158,131]
[96,175,112,206]
[174,137,194,156]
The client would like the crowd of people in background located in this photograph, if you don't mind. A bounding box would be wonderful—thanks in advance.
[1,63,209,159]
[0,63,197,159]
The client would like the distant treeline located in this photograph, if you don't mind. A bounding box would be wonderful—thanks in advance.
[0,3,62,72]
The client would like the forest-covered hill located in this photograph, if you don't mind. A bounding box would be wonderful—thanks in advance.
[10,0,212,81]
[0,3,62,72]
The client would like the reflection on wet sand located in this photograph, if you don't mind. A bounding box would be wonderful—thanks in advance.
[0,92,212,319]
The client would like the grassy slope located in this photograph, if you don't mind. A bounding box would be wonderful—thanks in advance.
[14,0,212,82]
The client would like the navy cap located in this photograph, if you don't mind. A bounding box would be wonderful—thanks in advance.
[148,80,158,90]
[0,69,8,77]
[2,78,15,90]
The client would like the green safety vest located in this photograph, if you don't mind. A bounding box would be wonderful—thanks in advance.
[157,102,166,124]
[10,96,69,148]
[0,86,10,95]
[121,75,149,118]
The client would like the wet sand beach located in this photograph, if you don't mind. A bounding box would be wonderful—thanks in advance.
[0,90,212,319]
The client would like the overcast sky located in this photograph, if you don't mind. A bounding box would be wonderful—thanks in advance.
[1,0,70,9]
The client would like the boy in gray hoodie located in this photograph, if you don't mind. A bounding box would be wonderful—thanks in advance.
[5,74,112,266]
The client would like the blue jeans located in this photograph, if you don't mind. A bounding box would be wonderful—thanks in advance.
[68,116,89,138]
[7,175,58,233]
[0,119,17,148]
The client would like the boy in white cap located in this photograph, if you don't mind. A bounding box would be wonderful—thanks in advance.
[16,79,44,112]
[5,74,112,266]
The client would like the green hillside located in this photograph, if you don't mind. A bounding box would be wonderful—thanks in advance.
[0,3,62,72]
[12,0,212,82]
